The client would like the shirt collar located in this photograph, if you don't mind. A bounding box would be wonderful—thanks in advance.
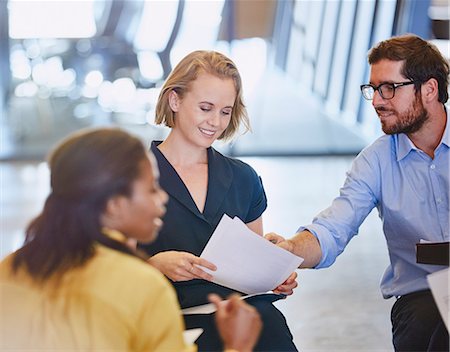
[396,133,417,161]
[441,107,450,148]
[101,228,127,243]
[396,106,449,161]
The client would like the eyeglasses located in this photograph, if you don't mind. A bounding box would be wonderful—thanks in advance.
[360,81,415,100]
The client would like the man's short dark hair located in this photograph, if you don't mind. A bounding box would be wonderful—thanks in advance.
[368,34,449,104]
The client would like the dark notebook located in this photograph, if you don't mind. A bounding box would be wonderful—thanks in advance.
[416,242,449,266]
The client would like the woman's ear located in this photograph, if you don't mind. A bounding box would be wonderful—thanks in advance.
[101,195,127,228]
[168,90,180,112]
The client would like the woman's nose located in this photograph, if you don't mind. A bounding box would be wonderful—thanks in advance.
[207,112,220,126]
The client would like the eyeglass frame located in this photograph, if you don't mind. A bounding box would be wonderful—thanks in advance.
[360,81,415,100]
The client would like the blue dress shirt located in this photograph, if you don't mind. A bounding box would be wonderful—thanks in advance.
[301,115,449,299]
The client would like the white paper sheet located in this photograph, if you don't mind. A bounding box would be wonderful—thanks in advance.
[181,292,285,315]
[427,268,449,330]
[199,214,303,295]
[182,328,203,344]
[181,302,218,315]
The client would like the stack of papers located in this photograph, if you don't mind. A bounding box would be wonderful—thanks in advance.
[198,214,303,295]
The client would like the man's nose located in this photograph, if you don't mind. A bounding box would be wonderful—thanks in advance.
[372,89,385,107]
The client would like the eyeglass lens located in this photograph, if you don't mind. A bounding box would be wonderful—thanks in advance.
[363,84,395,100]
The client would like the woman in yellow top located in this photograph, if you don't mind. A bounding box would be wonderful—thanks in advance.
[0,128,261,351]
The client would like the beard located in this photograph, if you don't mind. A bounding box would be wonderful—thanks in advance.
[377,93,429,135]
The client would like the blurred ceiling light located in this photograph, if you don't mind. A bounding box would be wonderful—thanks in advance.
[10,49,31,80]
[9,0,96,39]
[134,0,179,51]
[38,86,51,99]
[76,39,92,55]
[59,69,77,89]
[14,81,38,97]
[31,63,48,86]
[28,56,75,93]
[25,42,41,59]
[73,103,91,119]
[112,78,136,104]
[85,70,104,88]
[137,51,164,81]
[81,85,98,99]
[31,56,64,87]
[168,0,224,68]
[185,0,223,26]
[97,81,114,110]
[230,38,268,97]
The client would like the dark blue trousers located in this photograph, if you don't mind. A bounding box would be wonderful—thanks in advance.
[184,296,298,352]
[391,290,449,352]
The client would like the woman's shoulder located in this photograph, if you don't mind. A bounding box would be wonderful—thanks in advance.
[0,253,16,280]
[1,247,175,314]
[94,246,169,288]
[0,252,35,285]
[210,147,260,179]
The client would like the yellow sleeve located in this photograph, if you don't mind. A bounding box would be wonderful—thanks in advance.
[133,279,196,352]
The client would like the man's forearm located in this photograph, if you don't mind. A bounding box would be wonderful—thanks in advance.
[287,230,322,268]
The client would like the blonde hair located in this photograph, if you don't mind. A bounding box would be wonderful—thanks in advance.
[155,50,250,141]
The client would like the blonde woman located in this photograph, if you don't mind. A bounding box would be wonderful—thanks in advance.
[141,51,298,351]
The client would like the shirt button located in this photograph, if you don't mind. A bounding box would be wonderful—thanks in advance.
[437,198,442,203]
[430,164,436,169]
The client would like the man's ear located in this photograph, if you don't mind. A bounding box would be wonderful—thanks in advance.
[168,90,180,112]
[421,78,439,104]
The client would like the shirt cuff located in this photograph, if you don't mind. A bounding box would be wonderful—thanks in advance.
[297,224,336,268]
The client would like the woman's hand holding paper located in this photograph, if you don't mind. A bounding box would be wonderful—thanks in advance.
[148,251,216,282]
[273,271,298,296]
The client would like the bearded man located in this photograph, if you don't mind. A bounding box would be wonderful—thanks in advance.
[266,34,449,352]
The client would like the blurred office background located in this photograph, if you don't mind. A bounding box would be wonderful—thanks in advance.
[1,0,449,350]
[1,0,448,159]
